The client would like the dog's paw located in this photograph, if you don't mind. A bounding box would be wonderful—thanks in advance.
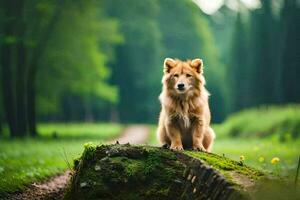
[192,145,206,152]
[170,144,184,151]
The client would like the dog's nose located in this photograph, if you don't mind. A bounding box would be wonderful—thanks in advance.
[177,83,185,90]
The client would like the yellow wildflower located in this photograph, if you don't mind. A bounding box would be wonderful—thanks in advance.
[271,157,280,164]
[258,156,265,162]
[240,155,245,161]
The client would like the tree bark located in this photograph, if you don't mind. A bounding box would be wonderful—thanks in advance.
[1,0,18,137]
[15,0,28,137]
[27,71,37,136]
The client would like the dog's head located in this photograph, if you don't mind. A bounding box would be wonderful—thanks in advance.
[162,58,206,97]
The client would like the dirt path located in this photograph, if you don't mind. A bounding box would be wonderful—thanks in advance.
[108,125,150,145]
[4,125,150,200]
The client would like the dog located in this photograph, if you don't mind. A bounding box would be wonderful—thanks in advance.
[157,58,215,152]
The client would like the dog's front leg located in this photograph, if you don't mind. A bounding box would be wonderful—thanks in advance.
[192,118,206,151]
[165,120,183,150]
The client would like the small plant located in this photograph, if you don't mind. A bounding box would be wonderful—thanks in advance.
[271,157,280,165]
[239,155,245,165]
[271,157,280,175]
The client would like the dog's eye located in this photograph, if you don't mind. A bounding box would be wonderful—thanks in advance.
[173,74,179,78]
[186,74,192,77]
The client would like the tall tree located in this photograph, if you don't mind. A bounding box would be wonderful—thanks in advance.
[280,0,300,102]
[37,0,121,122]
[15,0,27,136]
[1,0,18,137]
[227,8,250,113]
[26,0,66,136]
[0,0,121,137]
[103,0,162,123]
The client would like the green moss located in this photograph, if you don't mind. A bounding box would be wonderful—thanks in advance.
[185,151,264,181]
[144,151,162,175]
[65,145,187,200]
[81,142,96,161]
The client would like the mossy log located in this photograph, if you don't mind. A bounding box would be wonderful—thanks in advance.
[64,143,265,200]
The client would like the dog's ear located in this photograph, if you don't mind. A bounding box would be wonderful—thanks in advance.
[190,58,203,74]
[163,58,176,74]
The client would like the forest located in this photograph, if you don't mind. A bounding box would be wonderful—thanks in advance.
[0,0,300,199]
[0,0,299,138]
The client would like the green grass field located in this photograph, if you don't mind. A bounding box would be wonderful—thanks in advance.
[0,123,123,196]
[1,105,300,197]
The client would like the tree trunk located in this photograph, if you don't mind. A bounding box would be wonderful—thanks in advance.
[84,97,94,122]
[27,70,37,136]
[15,0,28,137]
[26,0,65,136]
[1,0,18,137]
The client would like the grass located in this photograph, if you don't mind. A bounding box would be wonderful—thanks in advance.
[215,104,300,140]
[213,139,300,176]
[147,125,158,146]
[0,123,123,197]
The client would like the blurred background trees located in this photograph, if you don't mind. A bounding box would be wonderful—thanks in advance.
[0,0,299,137]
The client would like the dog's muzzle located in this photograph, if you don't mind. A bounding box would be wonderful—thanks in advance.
[177,83,185,91]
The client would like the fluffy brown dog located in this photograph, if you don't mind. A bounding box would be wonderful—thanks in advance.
[157,58,215,152]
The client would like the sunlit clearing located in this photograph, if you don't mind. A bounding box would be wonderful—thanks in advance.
[193,0,224,15]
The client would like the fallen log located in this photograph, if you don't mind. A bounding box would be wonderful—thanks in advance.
[64,143,265,200]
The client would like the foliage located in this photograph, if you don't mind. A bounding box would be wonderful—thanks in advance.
[37,1,122,115]
[102,0,163,123]
[0,0,123,137]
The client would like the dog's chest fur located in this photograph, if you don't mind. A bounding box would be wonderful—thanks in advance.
[169,98,200,128]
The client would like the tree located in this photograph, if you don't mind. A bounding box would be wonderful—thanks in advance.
[0,0,121,137]
[1,0,19,137]
[225,0,298,114]
[226,8,250,113]
[103,0,162,123]
[280,0,300,103]
[37,1,122,122]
